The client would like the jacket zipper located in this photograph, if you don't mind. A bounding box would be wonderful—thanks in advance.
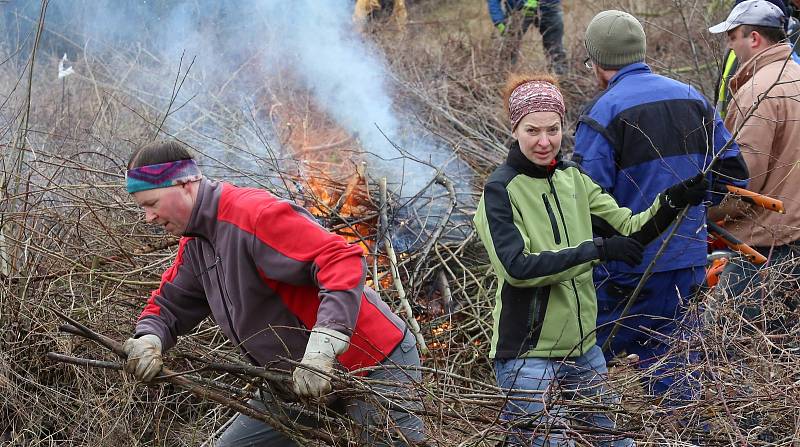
[215,255,260,365]
[547,175,585,352]
[541,194,561,244]
[197,236,258,365]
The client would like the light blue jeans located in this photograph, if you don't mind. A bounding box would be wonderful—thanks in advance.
[494,345,633,446]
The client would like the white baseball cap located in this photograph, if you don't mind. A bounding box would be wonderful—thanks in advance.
[708,0,785,34]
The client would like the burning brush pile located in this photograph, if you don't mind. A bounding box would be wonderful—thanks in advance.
[1,0,800,446]
[262,85,478,357]
[0,25,493,444]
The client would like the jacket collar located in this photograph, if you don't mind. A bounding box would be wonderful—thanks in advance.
[506,141,561,178]
[730,44,793,94]
[183,178,222,240]
[607,62,651,88]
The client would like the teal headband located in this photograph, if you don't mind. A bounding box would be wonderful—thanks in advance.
[126,159,202,193]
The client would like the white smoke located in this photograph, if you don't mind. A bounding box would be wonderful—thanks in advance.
[252,0,469,196]
[14,0,472,197]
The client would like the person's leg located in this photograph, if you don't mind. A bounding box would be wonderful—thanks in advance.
[520,3,537,35]
[717,244,799,333]
[211,331,425,447]
[718,244,799,438]
[596,269,703,403]
[560,345,633,447]
[594,270,655,363]
[494,356,565,446]
[501,9,527,65]
[345,329,425,446]
[718,253,763,320]
[207,389,303,447]
[750,244,800,342]
[633,269,705,407]
[536,2,567,74]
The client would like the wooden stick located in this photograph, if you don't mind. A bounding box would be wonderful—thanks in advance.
[409,173,458,290]
[379,177,428,354]
[48,308,337,446]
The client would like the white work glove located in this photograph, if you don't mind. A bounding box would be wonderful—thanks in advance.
[121,334,163,382]
[292,327,350,398]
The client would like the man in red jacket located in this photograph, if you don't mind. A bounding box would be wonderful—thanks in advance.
[122,140,424,446]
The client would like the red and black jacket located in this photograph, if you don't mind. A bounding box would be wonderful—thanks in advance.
[135,179,407,372]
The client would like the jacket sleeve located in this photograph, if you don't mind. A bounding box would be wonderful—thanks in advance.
[712,86,773,219]
[474,181,599,288]
[573,119,617,192]
[487,0,506,25]
[728,86,775,195]
[250,200,365,336]
[582,173,681,246]
[135,238,210,351]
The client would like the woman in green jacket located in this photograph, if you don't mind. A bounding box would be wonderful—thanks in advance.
[474,73,706,446]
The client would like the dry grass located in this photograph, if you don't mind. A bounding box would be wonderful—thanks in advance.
[1,0,798,445]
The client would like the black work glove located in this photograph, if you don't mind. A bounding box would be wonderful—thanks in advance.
[594,236,645,267]
[663,173,709,209]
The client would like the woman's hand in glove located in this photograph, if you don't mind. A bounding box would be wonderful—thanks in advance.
[594,236,645,267]
[664,173,709,209]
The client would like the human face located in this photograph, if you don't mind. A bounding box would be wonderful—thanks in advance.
[132,183,196,236]
[727,26,754,63]
[512,111,562,166]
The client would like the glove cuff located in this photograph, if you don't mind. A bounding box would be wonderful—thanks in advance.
[661,191,682,210]
[592,237,605,261]
[139,334,163,351]
[305,327,351,359]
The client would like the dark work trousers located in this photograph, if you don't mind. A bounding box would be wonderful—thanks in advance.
[718,242,800,336]
[713,242,800,441]
[501,2,567,74]
[594,266,705,405]
[206,328,424,446]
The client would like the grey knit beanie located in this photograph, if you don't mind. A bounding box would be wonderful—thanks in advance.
[584,10,646,69]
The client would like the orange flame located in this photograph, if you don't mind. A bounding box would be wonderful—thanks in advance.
[268,87,453,347]
[272,95,376,256]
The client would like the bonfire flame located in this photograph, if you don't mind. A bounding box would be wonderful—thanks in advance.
[273,92,452,348]
[273,96,375,254]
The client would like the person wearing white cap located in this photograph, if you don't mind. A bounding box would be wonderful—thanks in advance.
[708,0,787,35]
[709,0,800,329]
[711,0,800,117]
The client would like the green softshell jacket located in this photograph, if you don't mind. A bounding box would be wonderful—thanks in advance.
[474,144,679,359]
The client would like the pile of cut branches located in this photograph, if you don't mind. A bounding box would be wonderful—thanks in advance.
[2,0,800,446]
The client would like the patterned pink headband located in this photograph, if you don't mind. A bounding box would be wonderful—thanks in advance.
[508,80,565,130]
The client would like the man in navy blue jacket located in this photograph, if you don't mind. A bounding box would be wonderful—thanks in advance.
[574,10,749,401]
[487,0,567,73]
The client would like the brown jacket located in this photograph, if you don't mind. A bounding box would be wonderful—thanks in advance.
[719,44,800,247]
